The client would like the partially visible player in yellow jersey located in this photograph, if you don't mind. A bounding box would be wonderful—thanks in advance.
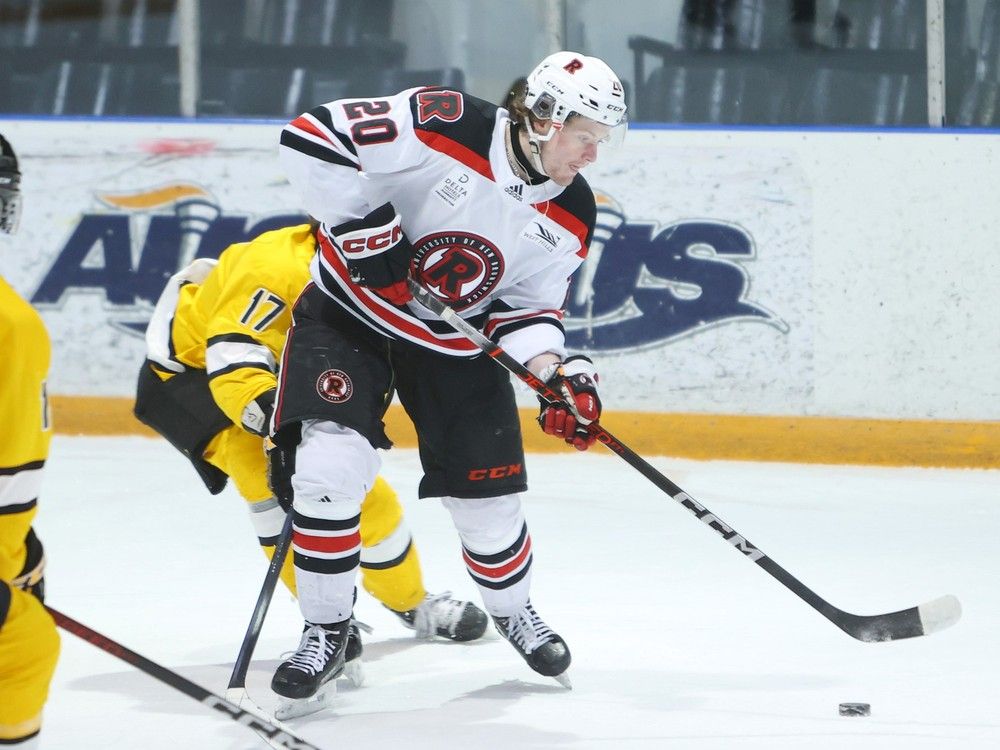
[135,222,487,675]
[0,134,60,748]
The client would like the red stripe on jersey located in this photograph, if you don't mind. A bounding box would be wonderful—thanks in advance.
[293,529,361,554]
[483,309,563,338]
[317,233,480,354]
[532,200,590,258]
[462,536,532,580]
[415,129,494,182]
[290,115,334,143]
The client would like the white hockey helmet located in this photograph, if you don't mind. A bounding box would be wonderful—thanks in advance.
[524,51,627,129]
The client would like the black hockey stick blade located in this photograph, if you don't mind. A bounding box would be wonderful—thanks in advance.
[752,545,961,641]
[407,277,963,642]
[48,606,324,750]
[825,594,962,642]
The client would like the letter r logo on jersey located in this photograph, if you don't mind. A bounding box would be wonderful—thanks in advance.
[417,91,464,124]
[563,58,583,74]
[425,247,483,298]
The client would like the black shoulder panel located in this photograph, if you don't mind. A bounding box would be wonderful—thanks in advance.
[553,174,597,249]
[409,88,497,161]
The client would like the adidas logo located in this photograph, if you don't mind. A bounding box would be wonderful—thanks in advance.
[504,183,524,201]
[317,495,332,503]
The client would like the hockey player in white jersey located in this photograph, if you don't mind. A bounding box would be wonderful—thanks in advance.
[270,51,626,708]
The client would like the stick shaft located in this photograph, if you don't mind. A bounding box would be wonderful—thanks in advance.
[228,510,295,691]
[48,605,321,749]
[407,278,953,641]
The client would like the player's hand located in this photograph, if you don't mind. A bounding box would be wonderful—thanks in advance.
[240,389,275,437]
[265,436,295,512]
[537,355,602,451]
[331,202,414,305]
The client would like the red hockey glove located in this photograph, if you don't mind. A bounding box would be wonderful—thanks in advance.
[331,202,413,305]
[537,355,602,451]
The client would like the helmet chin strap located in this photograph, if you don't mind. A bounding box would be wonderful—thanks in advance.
[521,116,559,176]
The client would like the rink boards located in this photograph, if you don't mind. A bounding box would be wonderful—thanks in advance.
[50,396,1000,469]
[1,117,997,466]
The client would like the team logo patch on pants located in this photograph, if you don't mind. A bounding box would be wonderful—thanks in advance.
[316,369,353,403]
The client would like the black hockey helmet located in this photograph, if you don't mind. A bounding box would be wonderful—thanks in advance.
[0,133,22,235]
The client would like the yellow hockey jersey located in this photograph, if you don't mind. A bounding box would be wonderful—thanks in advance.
[0,276,50,510]
[165,224,315,427]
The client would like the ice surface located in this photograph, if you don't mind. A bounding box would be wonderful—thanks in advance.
[35,436,1000,749]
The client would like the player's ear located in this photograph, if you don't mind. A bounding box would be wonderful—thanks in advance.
[531,118,553,136]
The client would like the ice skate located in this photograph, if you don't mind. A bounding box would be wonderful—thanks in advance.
[271,620,349,719]
[274,684,337,721]
[390,591,488,641]
[341,618,368,688]
[493,601,572,688]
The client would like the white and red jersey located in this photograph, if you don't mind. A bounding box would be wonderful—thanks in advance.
[279,87,596,364]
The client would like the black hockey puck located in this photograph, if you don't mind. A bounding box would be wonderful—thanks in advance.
[838,702,870,717]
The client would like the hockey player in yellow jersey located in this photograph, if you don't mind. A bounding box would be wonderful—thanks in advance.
[135,222,487,689]
[0,134,60,748]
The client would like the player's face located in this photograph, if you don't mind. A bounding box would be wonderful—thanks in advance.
[540,117,611,186]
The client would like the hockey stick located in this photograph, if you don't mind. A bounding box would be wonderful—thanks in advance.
[226,510,294,704]
[222,511,297,748]
[47,606,323,750]
[407,277,962,642]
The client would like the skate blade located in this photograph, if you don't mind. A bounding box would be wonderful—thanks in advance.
[552,671,572,689]
[342,659,365,688]
[225,688,299,750]
[274,683,337,720]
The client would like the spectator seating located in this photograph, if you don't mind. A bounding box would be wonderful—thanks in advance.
[0,0,467,118]
[631,0,930,126]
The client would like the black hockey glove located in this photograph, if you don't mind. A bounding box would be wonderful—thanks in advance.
[240,388,275,437]
[265,437,295,512]
[537,355,602,451]
[331,202,414,305]
[266,424,301,511]
[11,528,46,603]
